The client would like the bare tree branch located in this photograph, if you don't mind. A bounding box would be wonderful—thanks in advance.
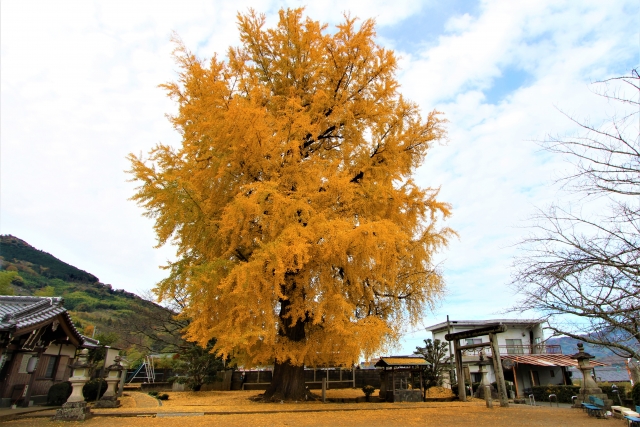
[510,70,640,363]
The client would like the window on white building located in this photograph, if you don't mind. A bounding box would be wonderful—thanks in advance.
[505,339,524,354]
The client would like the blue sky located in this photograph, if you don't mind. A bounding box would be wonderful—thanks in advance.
[1,0,638,357]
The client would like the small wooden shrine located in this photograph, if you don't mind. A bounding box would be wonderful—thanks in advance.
[375,356,430,402]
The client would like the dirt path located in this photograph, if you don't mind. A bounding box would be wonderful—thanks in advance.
[129,392,160,408]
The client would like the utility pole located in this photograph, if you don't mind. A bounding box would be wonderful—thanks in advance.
[447,316,455,385]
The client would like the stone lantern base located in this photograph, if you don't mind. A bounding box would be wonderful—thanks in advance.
[573,394,613,409]
[52,401,92,421]
[474,384,498,400]
[570,343,612,409]
[93,395,121,408]
[572,389,613,409]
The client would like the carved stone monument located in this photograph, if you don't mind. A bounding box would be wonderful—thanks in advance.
[53,349,93,421]
[571,343,612,409]
[94,356,124,408]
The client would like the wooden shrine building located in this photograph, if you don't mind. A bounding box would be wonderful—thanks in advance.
[0,296,98,407]
[375,356,429,402]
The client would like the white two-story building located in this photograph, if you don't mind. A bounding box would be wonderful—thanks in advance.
[425,319,601,397]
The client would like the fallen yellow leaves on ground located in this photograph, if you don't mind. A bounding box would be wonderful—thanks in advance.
[158,389,368,406]
[6,402,623,427]
[117,394,136,408]
[425,386,454,398]
[312,388,367,399]
[161,391,261,407]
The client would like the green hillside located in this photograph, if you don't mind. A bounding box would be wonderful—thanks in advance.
[0,235,98,283]
[0,235,182,354]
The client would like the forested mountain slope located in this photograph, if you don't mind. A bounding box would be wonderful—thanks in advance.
[0,235,180,353]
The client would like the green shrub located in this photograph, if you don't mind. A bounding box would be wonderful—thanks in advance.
[47,381,72,405]
[451,383,459,397]
[148,391,159,397]
[82,379,107,401]
[632,383,640,406]
[63,291,98,310]
[74,303,94,312]
[361,385,376,402]
[361,385,376,397]
[450,384,474,397]
[529,385,580,403]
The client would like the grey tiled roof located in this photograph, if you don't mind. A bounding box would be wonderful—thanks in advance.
[425,319,544,332]
[0,295,87,345]
[569,366,631,383]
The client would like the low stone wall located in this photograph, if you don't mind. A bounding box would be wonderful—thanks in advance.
[355,370,382,388]
[230,369,380,391]
[140,382,172,391]
[385,389,422,403]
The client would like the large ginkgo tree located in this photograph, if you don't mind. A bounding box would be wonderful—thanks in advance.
[129,8,453,400]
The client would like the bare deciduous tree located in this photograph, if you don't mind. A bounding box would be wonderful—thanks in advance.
[511,70,639,369]
[116,290,189,353]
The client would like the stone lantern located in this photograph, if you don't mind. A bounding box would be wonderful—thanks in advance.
[477,350,490,387]
[570,343,611,409]
[474,349,493,401]
[94,356,124,408]
[53,348,93,421]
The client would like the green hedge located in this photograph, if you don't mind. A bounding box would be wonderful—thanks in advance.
[47,381,72,405]
[632,383,640,406]
[82,379,108,401]
[600,384,627,402]
[529,385,581,403]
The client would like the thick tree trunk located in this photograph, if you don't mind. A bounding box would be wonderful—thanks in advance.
[263,279,310,401]
[264,360,307,401]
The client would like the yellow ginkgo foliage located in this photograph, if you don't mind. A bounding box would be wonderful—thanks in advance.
[128,8,453,400]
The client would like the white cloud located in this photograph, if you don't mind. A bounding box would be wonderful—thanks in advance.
[393,0,638,351]
[0,0,425,294]
[293,0,426,27]
[444,13,473,33]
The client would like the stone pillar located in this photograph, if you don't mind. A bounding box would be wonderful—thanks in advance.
[453,340,466,402]
[116,357,129,397]
[379,371,387,399]
[479,364,490,388]
[94,356,124,408]
[53,349,93,421]
[484,385,493,408]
